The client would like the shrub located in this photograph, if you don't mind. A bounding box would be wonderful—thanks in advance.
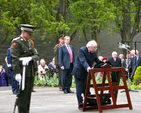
[133,66,141,83]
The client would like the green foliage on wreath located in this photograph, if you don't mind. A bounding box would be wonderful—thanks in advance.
[134,66,141,82]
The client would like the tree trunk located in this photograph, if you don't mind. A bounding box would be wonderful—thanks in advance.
[120,1,131,56]
[91,26,101,56]
[120,1,141,56]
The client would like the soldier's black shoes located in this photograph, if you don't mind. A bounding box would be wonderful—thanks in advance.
[32,90,36,92]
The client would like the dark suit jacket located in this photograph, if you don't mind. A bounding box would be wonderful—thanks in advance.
[108,57,121,67]
[130,56,141,75]
[59,44,75,69]
[122,59,131,76]
[72,46,100,79]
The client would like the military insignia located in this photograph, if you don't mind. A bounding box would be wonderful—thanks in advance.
[13,42,17,46]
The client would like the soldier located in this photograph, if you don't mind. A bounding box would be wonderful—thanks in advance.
[54,35,64,91]
[10,24,39,113]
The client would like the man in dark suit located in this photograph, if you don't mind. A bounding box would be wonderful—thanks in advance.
[108,51,121,82]
[59,36,75,94]
[130,50,141,80]
[122,53,131,79]
[71,40,100,108]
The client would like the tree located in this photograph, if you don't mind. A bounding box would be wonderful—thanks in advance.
[68,0,116,55]
[109,0,141,55]
[29,0,71,44]
[0,0,38,44]
[0,0,69,45]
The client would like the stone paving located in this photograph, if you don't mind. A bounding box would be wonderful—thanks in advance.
[0,86,140,113]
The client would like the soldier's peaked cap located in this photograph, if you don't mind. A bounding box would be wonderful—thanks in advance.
[58,34,65,39]
[20,24,36,35]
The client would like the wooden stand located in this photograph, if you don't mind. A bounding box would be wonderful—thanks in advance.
[81,67,133,113]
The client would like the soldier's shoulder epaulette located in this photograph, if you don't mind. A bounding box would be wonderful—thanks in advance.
[12,37,20,41]
[12,37,21,44]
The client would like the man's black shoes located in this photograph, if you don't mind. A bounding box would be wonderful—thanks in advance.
[64,89,74,94]
[64,90,68,94]
[67,90,74,93]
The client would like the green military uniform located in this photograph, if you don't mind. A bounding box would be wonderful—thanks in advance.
[54,43,63,90]
[10,36,39,113]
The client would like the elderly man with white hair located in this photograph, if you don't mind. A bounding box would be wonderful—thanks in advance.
[38,59,49,81]
[71,40,100,109]
[108,51,121,82]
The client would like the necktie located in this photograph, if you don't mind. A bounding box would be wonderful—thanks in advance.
[89,52,92,60]
[67,45,73,63]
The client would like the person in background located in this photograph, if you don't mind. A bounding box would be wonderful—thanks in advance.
[38,59,49,80]
[130,49,135,58]
[48,58,58,77]
[130,50,141,80]
[118,54,125,65]
[0,65,7,86]
[0,68,1,86]
[98,56,103,61]
[71,40,100,109]
[122,53,131,79]
[10,24,39,113]
[108,51,121,82]
[7,37,18,94]
[54,34,64,91]
[102,56,107,63]
[59,36,75,94]
[2,56,12,86]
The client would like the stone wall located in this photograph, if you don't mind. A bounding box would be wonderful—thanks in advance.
[0,29,141,65]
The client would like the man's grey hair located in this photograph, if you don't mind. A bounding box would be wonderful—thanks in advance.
[132,49,139,54]
[40,59,46,63]
[86,40,97,47]
[112,51,117,56]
